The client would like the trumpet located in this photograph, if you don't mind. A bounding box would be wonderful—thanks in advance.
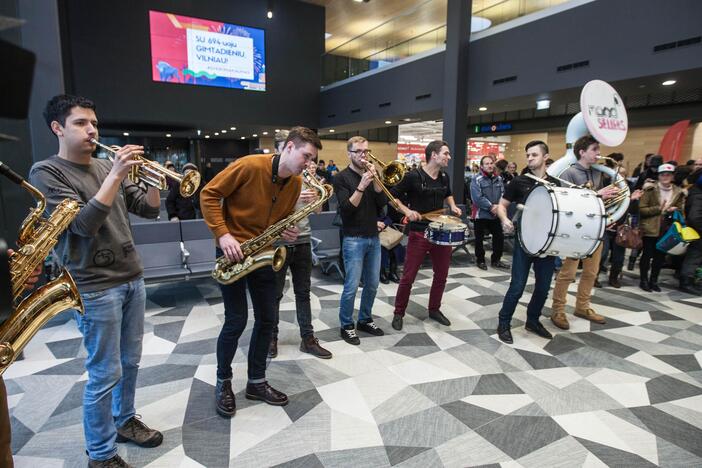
[363,151,406,211]
[90,139,201,197]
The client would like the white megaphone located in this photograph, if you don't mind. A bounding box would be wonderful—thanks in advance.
[547,80,630,223]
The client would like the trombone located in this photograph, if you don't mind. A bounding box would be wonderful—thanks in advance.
[363,151,406,211]
[90,139,201,197]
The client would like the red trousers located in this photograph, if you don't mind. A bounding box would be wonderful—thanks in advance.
[394,231,452,316]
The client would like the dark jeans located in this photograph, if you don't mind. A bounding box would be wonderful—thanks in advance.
[681,239,702,278]
[273,242,314,339]
[601,230,625,270]
[381,244,405,268]
[640,236,666,282]
[216,249,276,382]
[474,218,504,264]
[498,237,555,327]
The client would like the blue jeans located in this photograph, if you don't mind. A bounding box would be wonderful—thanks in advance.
[339,236,381,327]
[498,238,555,327]
[75,278,146,461]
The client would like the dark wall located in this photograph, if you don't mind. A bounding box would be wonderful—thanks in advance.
[320,0,702,128]
[60,0,324,131]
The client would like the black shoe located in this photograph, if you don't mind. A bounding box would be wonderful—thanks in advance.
[268,338,278,359]
[679,278,702,295]
[477,262,488,270]
[639,279,651,292]
[357,320,385,336]
[215,379,237,418]
[491,260,510,269]
[88,454,132,468]
[392,314,403,331]
[428,310,451,326]
[525,321,553,339]
[300,335,332,359]
[245,381,288,406]
[594,279,602,288]
[600,264,608,273]
[627,257,636,271]
[650,282,661,292]
[497,324,513,344]
[340,325,360,345]
[116,415,163,447]
[379,268,390,284]
[389,269,401,283]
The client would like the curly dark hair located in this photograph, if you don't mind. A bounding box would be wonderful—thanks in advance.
[43,94,96,129]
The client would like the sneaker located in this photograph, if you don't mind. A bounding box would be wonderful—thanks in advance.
[525,321,553,339]
[491,260,510,269]
[550,312,570,330]
[391,314,403,331]
[214,379,236,418]
[300,336,332,359]
[116,415,163,448]
[428,310,451,326]
[268,338,278,359]
[88,455,132,468]
[340,325,360,345]
[245,381,288,406]
[497,324,513,344]
[357,320,385,336]
[574,308,606,324]
[477,262,488,271]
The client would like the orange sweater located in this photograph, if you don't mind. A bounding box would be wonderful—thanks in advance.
[200,154,302,242]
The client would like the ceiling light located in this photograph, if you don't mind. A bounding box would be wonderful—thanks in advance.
[471,16,491,33]
[267,10,273,19]
[253,133,258,137]
[385,120,392,124]
[240,136,245,140]
[478,107,487,111]
[536,99,550,110]
[662,80,676,86]
[221,130,227,133]
[274,129,280,132]
[403,118,412,122]
[123,132,129,136]
[205,135,210,139]
[230,126,236,130]
[325,33,332,39]
[353,0,364,3]
[214,132,219,136]
[197,129,201,135]
[166,133,171,137]
[329,129,335,133]
[262,131,268,135]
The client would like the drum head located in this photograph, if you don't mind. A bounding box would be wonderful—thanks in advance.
[519,186,555,255]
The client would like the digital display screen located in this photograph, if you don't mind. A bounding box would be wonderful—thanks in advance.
[149,10,266,91]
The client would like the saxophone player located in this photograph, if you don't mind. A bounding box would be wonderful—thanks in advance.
[29,95,162,468]
[200,126,321,418]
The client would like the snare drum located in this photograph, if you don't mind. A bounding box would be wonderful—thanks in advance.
[425,221,469,246]
[519,185,605,258]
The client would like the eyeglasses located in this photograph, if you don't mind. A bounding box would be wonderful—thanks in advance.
[349,149,371,156]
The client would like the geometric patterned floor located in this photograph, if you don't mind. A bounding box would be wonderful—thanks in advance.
[5,252,702,467]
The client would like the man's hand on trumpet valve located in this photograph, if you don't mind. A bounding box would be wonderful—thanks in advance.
[110,145,144,180]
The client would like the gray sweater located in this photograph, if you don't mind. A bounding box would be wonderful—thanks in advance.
[29,156,160,292]
[559,162,605,190]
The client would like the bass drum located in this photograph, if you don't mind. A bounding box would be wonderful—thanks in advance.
[518,185,605,259]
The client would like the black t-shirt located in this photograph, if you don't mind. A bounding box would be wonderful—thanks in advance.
[503,172,560,206]
[391,168,452,232]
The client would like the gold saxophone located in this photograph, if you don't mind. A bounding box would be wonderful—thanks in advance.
[212,169,333,285]
[0,162,84,375]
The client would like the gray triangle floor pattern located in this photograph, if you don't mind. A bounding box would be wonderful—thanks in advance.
[6,255,702,467]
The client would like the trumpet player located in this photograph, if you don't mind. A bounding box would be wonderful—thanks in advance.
[29,95,162,468]
[199,127,320,418]
[333,136,388,345]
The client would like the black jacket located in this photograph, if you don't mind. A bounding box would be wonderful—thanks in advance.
[685,184,702,233]
[166,181,202,220]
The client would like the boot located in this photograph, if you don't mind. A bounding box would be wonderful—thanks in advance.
[608,266,622,288]
[379,267,390,284]
[679,277,702,295]
[649,270,661,292]
[300,335,332,359]
[389,257,400,283]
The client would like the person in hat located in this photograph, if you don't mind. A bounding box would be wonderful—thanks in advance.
[638,163,684,291]
[166,162,202,221]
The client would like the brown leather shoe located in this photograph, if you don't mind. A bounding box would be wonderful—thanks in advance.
[245,382,288,406]
[88,454,132,468]
[550,312,570,330]
[116,416,163,448]
[300,336,332,359]
[574,308,606,324]
[268,339,278,359]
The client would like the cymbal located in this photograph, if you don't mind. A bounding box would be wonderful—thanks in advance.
[424,214,463,224]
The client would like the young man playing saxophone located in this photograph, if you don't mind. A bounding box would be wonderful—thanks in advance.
[200,127,321,418]
[29,95,162,468]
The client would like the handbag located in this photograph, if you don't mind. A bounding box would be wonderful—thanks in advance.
[379,226,404,250]
[656,211,696,255]
[615,221,643,250]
